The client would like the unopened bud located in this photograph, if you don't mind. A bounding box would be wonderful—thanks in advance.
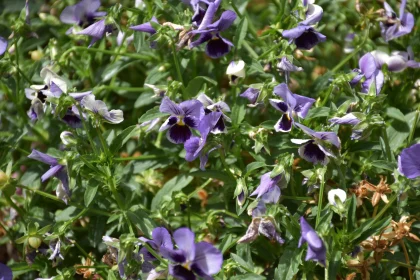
[60,131,77,146]
[28,236,42,249]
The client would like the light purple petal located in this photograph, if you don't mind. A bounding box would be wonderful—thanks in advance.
[240,88,260,104]
[295,123,317,138]
[301,4,323,26]
[152,227,173,249]
[0,263,13,280]
[329,113,361,126]
[60,4,83,24]
[179,99,205,120]
[191,242,223,276]
[0,36,7,56]
[28,150,58,165]
[251,172,282,199]
[273,83,297,109]
[197,93,214,107]
[160,97,184,116]
[398,143,420,179]
[130,17,158,34]
[76,19,106,47]
[261,185,281,204]
[313,132,340,148]
[207,10,237,32]
[198,111,222,139]
[41,165,64,182]
[277,57,303,72]
[185,137,202,161]
[189,32,212,48]
[69,91,93,101]
[282,25,307,40]
[293,94,315,119]
[173,228,196,263]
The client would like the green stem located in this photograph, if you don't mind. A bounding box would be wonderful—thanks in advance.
[75,103,99,155]
[242,41,259,59]
[108,175,134,235]
[219,149,236,181]
[114,154,164,161]
[282,195,313,201]
[381,259,420,271]
[170,38,186,96]
[138,240,168,265]
[74,241,94,261]
[382,127,393,162]
[373,193,397,221]
[61,208,89,232]
[60,46,155,62]
[320,85,334,107]
[188,178,212,199]
[98,86,147,92]
[407,109,419,146]
[96,126,111,158]
[315,173,326,228]
[3,193,25,218]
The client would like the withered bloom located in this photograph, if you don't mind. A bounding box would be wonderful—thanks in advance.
[346,253,375,280]
[360,235,393,265]
[382,216,420,246]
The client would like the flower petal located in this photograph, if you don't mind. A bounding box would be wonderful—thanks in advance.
[0,36,8,56]
[152,227,173,249]
[398,143,420,179]
[274,114,293,133]
[41,165,64,182]
[160,97,184,116]
[28,150,58,165]
[269,99,289,113]
[173,228,196,263]
[298,141,329,165]
[191,242,223,276]
[0,263,13,280]
[179,99,205,120]
[167,125,192,144]
[205,35,233,59]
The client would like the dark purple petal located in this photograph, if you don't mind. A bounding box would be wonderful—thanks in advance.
[167,125,192,144]
[205,35,233,59]
[169,265,196,280]
[211,116,226,134]
[191,242,223,276]
[189,32,212,48]
[41,165,64,182]
[398,143,420,179]
[28,150,58,166]
[173,228,196,263]
[274,113,293,133]
[294,27,326,50]
[198,111,223,138]
[160,248,188,264]
[160,97,184,116]
[179,100,205,120]
[207,10,236,32]
[160,116,178,131]
[240,88,260,104]
[298,141,329,165]
[184,116,199,129]
[0,263,13,280]
[269,99,289,113]
[0,36,7,56]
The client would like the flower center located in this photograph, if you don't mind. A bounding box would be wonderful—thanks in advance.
[177,116,186,126]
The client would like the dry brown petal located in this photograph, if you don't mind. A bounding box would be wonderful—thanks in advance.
[371,193,380,207]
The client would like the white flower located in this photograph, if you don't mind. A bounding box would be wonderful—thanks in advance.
[328,189,347,205]
[226,60,246,81]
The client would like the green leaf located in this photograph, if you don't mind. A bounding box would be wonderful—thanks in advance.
[231,253,253,272]
[386,120,410,152]
[190,170,235,185]
[386,107,406,123]
[244,162,267,177]
[109,125,140,153]
[107,270,118,280]
[101,59,136,82]
[305,107,330,119]
[84,185,98,207]
[230,274,265,280]
[232,103,246,127]
[328,249,342,279]
[234,17,248,50]
[151,174,193,210]
[127,209,156,236]
[350,216,392,244]
[371,160,397,171]
[274,245,303,280]
[346,194,357,232]
[185,76,217,98]
[138,107,170,123]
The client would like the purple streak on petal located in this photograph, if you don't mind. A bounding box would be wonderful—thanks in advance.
[398,143,420,179]
[69,91,92,101]
[28,150,58,165]
[207,10,236,31]
[298,141,329,165]
[159,116,178,132]
[191,242,223,276]
[0,36,8,56]
[189,32,213,48]
[180,99,205,120]
[0,263,13,280]
[152,227,173,249]
[173,228,196,263]
[205,35,233,59]
[240,88,260,104]
[167,125,192,144]
[274,113,293,133]
[160,97,184,116]
[273,83,297,109]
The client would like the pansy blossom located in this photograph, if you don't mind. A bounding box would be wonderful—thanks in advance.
[398,143,420,179]
[350,52,384,95]
[81,95,124,124]
[60,0,106,33]
[299,217,326,266]
[293,123,340,165]
[250,172,284,204]
[380,0,414,42]
[269,83,315,132]
[76,19,114,47]
[197,93,231,134]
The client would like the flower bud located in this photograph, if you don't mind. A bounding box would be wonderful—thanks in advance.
[226,60,245,83]
[28,236,42,249]
[60,131,77,146]
[328,188,347,206]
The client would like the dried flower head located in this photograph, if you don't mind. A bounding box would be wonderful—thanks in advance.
[346,252,375,280]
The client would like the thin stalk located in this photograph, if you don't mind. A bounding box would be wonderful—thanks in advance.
[108,176,134,235]
[96,126,111,158]
[61,208,89,231]
[320,85,334,107]
[373,194,397,221]
[74,241,94,261]
[114,154,164,161]
[169,38,186,96]
[381,259,420,271]
[282,195,314,201]
[316,174,326,228]
[242,41,259,59]
[98,86,147,92]
[188,178,212,199]
[382,128,393,162]
[60,46,155,62]
[3,193,25,218]
[401,240,414,280]
[219,149,236,181]
[137,240,168,265]
[407,109,419,146]
[75,103,99,155]
[372,205,379,218]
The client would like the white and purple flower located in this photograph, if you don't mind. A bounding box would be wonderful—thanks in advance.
[197,93,231,134]
[189,0,237,58]
[81,95,123,124]
[350,52,384,95]
[60,0,106,33]
[159,96,204,144]
[269,83,315,132]
[76,19,114,47]
[240,87,261,107]
[27,150,71,204]
[380,0,414,42]
[250,172,284,204]
[299,217,326,266]
[293,123,340,165]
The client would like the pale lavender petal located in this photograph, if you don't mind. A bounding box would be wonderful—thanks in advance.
[273,83,297,109]
[130,17,158,34]
[184,137,201,161]
[329,113,361,126]
[160,97,184,116]
[173,228,196,263]
[207,10,236,32]
[240,88,260,104]
[359,53,377,78]
[293,94,315,118]
[69,91,93,101]
[261,185,281,204]
[191,242,223,276]
[197,93,214,107]
[301,4,323,26]
[0,36,7,56]
[76,19,106,47]
[179,99,205,120]
[41,165,64,182]
[277,57,303,72]
[407,60,420,69]
[28,150,58,165]
[282,25,307,40]
[198,111,222,139]
[313,132,340,148]
[152,227,173,249]
[251,172,282,199]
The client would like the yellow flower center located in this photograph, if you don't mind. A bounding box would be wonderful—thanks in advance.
[177,116,186,126]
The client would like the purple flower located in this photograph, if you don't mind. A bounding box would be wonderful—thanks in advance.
[283,25,326,50]
[160,228,223,279]
[60,0,106,29]
[139,227,174,262]
[159,97,204,144]
[299,217,326,266]
[0,36,7,56]
[81,95,124,124]
[277,57,303,73]
[130,17,159,35]
[240,87,260,106]
[350,52,384,95]
[269,83,315,132]
[184,111,222,170]
[0,263,12,280]
[329,113,361,126]
[387,47,420,72]
[398,143,420,179]
[28,150,71,203]
[76,19,114,47]
[294,123,340,165]
[250,172,284,204]
[197,93,231,134]
[380,0,414,42]
[48,239,64,264]
[301,2,324,26]
[250,200,267,217]
[189,0,237,58]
